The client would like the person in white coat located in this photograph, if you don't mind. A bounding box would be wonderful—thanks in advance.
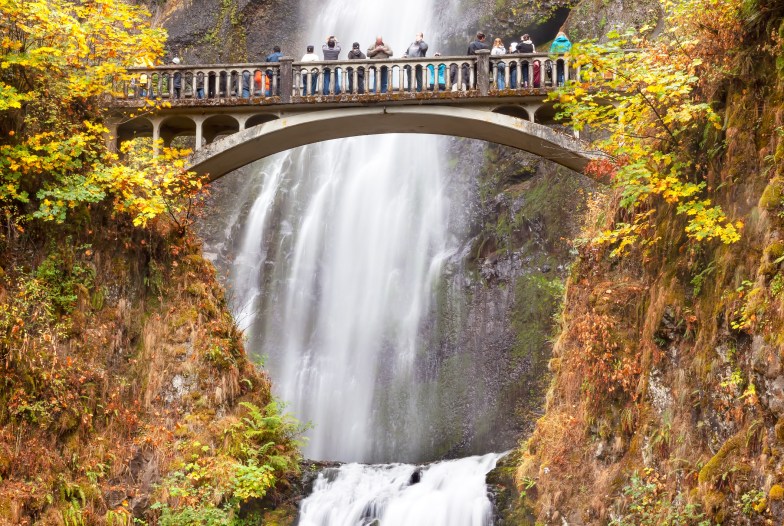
[491,38,507,89]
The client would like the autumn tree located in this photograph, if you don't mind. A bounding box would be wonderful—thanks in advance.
[0,0,204,229]
[552,0,746,255]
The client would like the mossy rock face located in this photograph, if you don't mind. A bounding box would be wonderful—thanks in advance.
[257,505,297,525]
[760,178,783,210]
[776,419,784,442]
[766,241,784,260]
[487,451,537,526]
[698,430,746,486]
[770,484,784,500]
[702,490,727,522]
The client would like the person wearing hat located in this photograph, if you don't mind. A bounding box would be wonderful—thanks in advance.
[171,56,182,99]
[301,45,319,95]
[347,42,366,94]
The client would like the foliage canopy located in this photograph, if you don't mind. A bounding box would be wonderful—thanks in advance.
[552,0,746,255]
[0,0,204,228]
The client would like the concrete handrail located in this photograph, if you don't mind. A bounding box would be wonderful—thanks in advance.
[110,51,581,103]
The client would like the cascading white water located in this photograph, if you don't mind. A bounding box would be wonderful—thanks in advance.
[228,0,468,463]
[299,454,503,526]
[218,0,507,520]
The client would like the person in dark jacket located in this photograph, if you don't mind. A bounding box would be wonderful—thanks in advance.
[265,45,283,95]
[171,57,182,99]
[404,32,428,92]
[467,32,489,54]
[347,42,366,94]
[517,34,535,87]
[322,36,341,94]
[456,32,488,89]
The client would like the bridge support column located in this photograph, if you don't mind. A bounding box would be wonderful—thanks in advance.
[193,116,205,151]
[476,50,490,96]
[236,115,249,131]
[150,117,163,156]
[104,118,120,153]
[523,104,541,123]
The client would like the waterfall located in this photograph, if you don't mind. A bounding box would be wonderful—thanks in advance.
[226,0,470,464]
[212,0,508,520]
[298,454,503,526]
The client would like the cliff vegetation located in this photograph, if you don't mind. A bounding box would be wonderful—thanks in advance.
[0,1,302,524]
[509,0,784,524]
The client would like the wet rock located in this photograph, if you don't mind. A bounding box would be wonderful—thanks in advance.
[752,335,781,379]
[767,376,784,416]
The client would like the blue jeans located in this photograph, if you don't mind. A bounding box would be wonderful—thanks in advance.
[323,68,341,95]
[496,62,505,90]
[371,67,388,93]
[303,73,317,95]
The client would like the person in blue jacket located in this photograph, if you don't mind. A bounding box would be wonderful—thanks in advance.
[549,31,572,86]
[427,52,446,91]
[265,45,284,95]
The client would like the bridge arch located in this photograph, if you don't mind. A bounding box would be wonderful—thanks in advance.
[492,105,532,122]
[245,114,280,129]
[116,116,153,142]
[159,115,197,146]
[187,106,599,181]
[202,114,240,145]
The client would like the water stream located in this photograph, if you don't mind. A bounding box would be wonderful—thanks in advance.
[299,454,503,526]
[218,0,501,522]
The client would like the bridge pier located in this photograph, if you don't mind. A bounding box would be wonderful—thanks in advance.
[150,116,162,155]
[194,116,206,151]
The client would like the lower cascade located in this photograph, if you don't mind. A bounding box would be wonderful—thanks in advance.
[298,454,504,526]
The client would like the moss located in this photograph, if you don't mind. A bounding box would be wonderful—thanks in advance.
[759,177,783,210]
[769,484,784,500]
[775,419,784,443]
[766,241,784,260]
[698,430,746,486]
[258,505,297,525]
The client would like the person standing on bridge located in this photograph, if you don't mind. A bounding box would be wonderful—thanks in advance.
[265,46,284,96]
[367,37,393,93]
[549,31,572,86]
[457,32,488,90]
[322,36,342,95]
[171,57,182,99]
[347,42,366,94]
[404,32,428,92]
[517,34,536,88]
[427,52,446,91]
[491,38,506,90]
[301,45,319,95]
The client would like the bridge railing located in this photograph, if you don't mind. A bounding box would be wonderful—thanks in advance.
[112,51,591,103]
[118,63,285,100]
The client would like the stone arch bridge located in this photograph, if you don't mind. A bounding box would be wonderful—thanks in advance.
[107,50,605,181]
